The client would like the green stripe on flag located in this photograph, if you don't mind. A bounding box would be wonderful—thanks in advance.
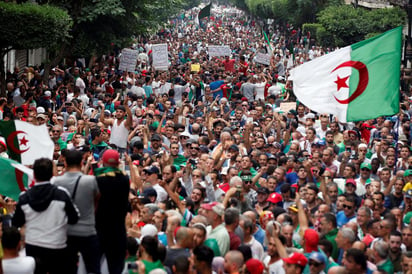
[0,120,20,162]
[263,30,273,52]
[347,27,401,121]
[0,157,29,201]
[198,3,211,20]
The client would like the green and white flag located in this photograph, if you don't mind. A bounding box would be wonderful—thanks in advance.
[0,157,32,201]
[0,120,54,165]
[290,27,401,122]
[195,3,211,26]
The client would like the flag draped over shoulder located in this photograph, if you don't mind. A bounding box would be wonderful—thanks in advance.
[0,120,54,165]
[0,157,32,201]
[290,27,402,122]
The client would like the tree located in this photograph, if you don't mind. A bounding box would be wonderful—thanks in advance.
[0,2,71,95]
[317,5,406,47]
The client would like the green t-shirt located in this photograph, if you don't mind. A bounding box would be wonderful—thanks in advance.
[142,260,165,274]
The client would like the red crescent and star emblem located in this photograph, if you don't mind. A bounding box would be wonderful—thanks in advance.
[332,61,369,104]
[7,130,30,154]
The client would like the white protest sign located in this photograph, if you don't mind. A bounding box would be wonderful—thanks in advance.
[152,44,169,70]
[119,48,139,72]
[254,53,271,66]
[280,102,297,113]
[208,45,231,57]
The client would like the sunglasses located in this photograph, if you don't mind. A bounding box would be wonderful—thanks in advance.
[309,261,322,267]
[191,147,200,150]
[343,204,353,209]
[361,168,370,171]
[244,181,252,184]
[52,130,61,133]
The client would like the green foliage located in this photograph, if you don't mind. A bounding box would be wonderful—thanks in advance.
[302,23,322,37]
[0,2,72,52]
[317,5,406,47]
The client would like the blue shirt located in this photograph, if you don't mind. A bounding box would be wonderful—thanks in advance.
[336,211,356,228]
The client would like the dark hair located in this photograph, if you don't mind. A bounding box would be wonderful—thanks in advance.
[237,244,252,261]
[318,239,333,257]
[91,127,101,140]
[345,248,367,270]
[126,237,139,257]
[2,226,21,249]
[174,256,190,273]
[193,245,214,265]
[323,212,337,228]
[224,208,240,225]
[64,150,83,167]
[141,236,160,261]
[33,158,53,181]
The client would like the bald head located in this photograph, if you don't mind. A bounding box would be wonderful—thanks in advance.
[225,250,244,269]
[175,227,193,248]
[352,241,366,252]
[327,266,348,274]
[243,211,257,223]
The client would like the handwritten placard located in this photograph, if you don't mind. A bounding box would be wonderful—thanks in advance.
[254,53,271,66]
[208,45,231,57]
[119,48,139,71]
[280,102,297,113]
[152,44,169,69]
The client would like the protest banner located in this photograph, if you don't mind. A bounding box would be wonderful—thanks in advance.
[191,64,200,72]
[208,45,231,57]
[119,48,139,72]
[254,53,271,66]
[152,44,169,70]
[280,102,297,113]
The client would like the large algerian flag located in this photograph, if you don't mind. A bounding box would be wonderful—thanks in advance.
[0,120,54,165]
[290,27,401,122]
[0,157,32,201]
[195,3,211,26]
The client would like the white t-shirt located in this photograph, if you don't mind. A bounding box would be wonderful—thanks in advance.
[264,256,285,274]
[254,82,266,101]
[3,256,36,274]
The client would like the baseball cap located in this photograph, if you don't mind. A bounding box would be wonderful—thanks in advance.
[140,224,158,242]
[309,252,327,265]
[36,106,45,114]
[360,163,372,170]
[151,134,162,141]
[36,113,48,120]
[245,259,264,274]
[288,204,298,213]
[267,192,282,204]
[102,149,120,166]
[144,166,160,175]
[304,229,319,252]
[296,126,306,136]
[404,169,412,177]
[345,178,356,188]
[44,90,52,97]
[282,252,308,267]
[404,211,412,225]
[257,187,270,195]
[201,202,225,216]
[228,144,239,152]
[405,189,412,198]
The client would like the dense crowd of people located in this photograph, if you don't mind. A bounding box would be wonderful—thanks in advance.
[1,3,412,274]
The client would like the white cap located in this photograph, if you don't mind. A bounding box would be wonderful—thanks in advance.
[44,90,51,97]
[140,224,158,242]
[296,126,306,136]
[36,107,45,114]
